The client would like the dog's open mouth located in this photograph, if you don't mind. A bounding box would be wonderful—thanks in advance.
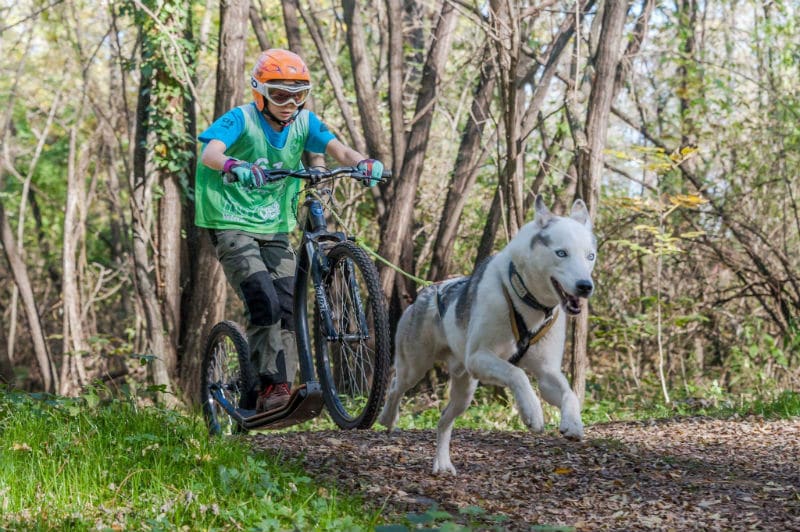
[551,278,582,315]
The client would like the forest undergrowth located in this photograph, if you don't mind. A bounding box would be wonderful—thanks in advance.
[1,383,796,531]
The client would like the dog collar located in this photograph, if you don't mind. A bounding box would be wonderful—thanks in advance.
[508,261,555,316]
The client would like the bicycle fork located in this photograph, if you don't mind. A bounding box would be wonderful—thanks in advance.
[311,247,370,343]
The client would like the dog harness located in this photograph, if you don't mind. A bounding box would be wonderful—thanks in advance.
[504,261,558,366]
[431,264,557,366]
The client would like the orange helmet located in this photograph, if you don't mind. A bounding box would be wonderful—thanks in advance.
[251,49,311,111]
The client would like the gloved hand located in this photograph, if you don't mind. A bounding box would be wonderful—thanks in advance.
[223,159,268,188]
[356,159,384,187]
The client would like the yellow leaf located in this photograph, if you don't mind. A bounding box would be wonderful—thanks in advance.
[633,224,660,235]
[154,143,167,157]
[554,467,574,475]
[632,145,665,155]
[646,162,673,172]
[669,194,708,207]
[604,149,632,160]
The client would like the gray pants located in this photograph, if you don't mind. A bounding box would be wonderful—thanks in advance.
[212,230,298,387]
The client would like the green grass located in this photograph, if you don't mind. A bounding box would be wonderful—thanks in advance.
[582,388,800,425]
[3,384,796,531]
[0,388,381,531]
[292,385,800,435]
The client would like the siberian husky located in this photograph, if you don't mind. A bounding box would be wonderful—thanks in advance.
[378,195,597,475]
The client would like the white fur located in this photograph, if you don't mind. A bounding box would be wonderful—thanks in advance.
[378,196,597,475]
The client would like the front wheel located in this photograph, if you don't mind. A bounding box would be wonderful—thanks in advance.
[313,240,391,429]
[200,321,255,435]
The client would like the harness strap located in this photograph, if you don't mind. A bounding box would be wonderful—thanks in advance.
[508,261,554,314]
[502,283,559,366]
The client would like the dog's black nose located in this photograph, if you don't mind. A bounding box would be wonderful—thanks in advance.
[576,280,593,297]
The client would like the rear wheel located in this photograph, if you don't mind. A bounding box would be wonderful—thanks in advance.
[313,240,391,429]
[200,321,255,435]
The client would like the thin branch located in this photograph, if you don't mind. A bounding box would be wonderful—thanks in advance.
[0,0,65,33]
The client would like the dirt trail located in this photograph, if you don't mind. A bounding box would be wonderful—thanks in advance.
[252,417,800,530]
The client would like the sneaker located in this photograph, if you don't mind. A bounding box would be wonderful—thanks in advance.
[256,383,291,412]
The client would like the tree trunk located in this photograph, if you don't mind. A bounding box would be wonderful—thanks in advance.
[158,156,183,380]
[473,3,591,265]
[340,0,391,213]
[299,8,363,152]
[0,199,57,392]
[377,1,458,298]
[427,45,495,281]
[214,0,249,116]
[281,0,325,168]
[342,0,391,164]
[249,2,270,50]
[385,0,406,179]
[570,0,629,405]
[179,0,247,402]
[130,55,174,400]
[0,322,12,385]
[60,113,92,395]
[490,0,525,235]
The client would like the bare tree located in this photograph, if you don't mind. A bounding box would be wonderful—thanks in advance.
[385,0,406,178]
[249,2,270,50]
[0,199,57,391]
[342,0,391,165]
[475,1,594,266]
[60,104,93,395]
[427,43,495,280]
[128,0,199,403]
[377,1,459,299]
[569,1,629,404]
[179,0,248,401]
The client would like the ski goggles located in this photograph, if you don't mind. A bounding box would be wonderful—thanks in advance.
[251,78,312,107]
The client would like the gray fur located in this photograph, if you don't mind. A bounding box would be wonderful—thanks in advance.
[530,229,553,250]
[437,277,469,318]
[455,256,491,329]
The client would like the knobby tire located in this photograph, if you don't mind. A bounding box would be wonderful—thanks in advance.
[200,320,255,435]
[313,240,391,429]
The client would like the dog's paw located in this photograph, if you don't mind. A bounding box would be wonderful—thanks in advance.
[520,411,545,433]
[559,419,584,441]
[376,415,390,429]
[377,411,397,431]
[432,458,457,476]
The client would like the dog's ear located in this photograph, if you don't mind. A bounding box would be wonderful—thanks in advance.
[534,194,553,226]
[570,199,592,228]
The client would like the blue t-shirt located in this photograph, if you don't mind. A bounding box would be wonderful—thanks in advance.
[199,103,335,153]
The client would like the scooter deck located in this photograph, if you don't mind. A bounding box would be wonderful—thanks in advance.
[212,381,325,430]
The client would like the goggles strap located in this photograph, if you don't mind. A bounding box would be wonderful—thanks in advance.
[262,105,303,127]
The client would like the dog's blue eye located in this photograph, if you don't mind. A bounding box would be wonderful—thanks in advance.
[588,253,596,261]
[555,250,567,258]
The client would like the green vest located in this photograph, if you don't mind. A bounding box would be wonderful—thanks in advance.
[195,105,309,234]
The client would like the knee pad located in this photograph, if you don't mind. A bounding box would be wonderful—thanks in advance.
[274,276,296,331]
[240,271,280,326]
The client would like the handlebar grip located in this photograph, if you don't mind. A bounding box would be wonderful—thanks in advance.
[221,167,291,186]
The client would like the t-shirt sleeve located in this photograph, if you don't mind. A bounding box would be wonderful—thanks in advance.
[304,112,336,154]
[198,107,245,148]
